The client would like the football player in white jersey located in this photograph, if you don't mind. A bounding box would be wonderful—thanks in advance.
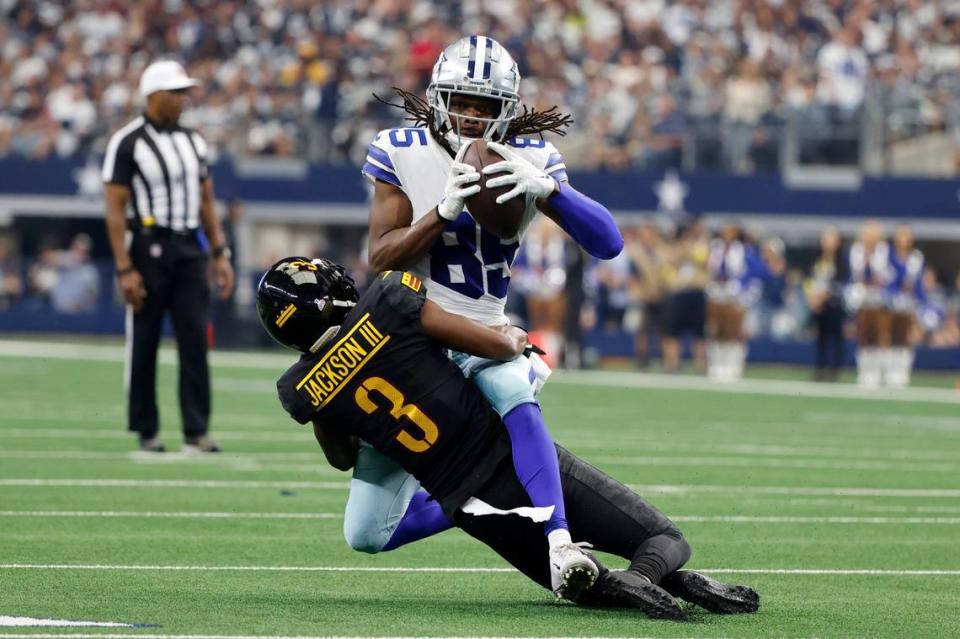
[351,35,623,599]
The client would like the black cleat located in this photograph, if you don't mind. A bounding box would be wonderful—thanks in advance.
[661,570,760,614]
[577,570,686,620]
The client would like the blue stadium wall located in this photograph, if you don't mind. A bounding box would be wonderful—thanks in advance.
[0,156,957,371]
[3,156,960,218]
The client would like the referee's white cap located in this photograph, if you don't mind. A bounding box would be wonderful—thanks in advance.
[139,60,200,97]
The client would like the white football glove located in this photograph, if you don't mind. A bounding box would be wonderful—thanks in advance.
[437,140,481,221]
[483,141,558,204]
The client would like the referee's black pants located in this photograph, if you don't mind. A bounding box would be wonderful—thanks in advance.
[454,445,691,593]
[127,229,211,441]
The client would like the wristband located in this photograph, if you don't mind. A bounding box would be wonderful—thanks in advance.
[117,266,136,277]
[212,245,232,259]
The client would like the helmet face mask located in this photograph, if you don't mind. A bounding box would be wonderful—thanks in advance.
[427,35,520,149]
[256,257,358,353]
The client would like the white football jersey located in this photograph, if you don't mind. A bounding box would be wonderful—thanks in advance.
[362,127,569,325]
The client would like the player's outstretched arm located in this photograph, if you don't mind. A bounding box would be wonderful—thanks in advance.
[312,417,358,471]
[420,299,526,361]
[538,183,624,260]
[481,141,622,260]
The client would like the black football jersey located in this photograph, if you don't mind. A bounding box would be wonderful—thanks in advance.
[277,271,510,514]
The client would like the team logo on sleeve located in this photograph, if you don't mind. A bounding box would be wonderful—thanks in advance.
[401,272,422,292]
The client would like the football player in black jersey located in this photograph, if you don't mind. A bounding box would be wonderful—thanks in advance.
[258,257,760,620]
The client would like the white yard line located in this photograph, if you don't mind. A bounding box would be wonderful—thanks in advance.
[551,369,960,404]
[0,449,956,474]
[1,478,959,498]
[1,339,957,404]
[0,479,350,489]
[0,510,341,520]
[0,564,957,576]
[0,635,712,639]
[589,455,959,474]
[0,510,957,525]
[803,411,960,431]
[0,616,133,628]
[0,340,290,370]
[673,515,960,524]
[3,429,957,466]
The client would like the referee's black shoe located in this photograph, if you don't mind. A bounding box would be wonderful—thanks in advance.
[576,569,685,620]
[660,570,760,614]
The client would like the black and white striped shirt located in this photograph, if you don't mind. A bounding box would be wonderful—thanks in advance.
[101,115,209,231]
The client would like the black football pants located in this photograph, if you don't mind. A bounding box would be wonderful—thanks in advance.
[454,445,691,593]
[127,229,211,441]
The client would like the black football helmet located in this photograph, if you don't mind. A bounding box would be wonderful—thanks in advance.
[256,257,359,352]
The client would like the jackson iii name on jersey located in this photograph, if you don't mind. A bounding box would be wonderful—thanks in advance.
[276,271,510,515]
[362,127,569,325]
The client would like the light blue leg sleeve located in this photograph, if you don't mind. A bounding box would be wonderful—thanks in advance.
[449,351,539,416]
[342,441,421,554]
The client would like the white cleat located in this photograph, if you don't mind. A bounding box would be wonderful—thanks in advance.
[550,542,599,601]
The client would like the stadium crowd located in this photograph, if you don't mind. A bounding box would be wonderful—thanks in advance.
[2,0,960,171]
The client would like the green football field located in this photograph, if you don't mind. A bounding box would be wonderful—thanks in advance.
[1,339,959,638]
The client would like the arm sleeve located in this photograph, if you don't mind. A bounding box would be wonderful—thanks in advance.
[361,131,403,189]
[546,182,624,260]
[102,133,135,186]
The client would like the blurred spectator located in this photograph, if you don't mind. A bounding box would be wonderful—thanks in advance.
[918,266,955,348]
[50,233,98,314]
[26,238,60,309]
[723,59,771,173]
[755,236,787,338]
[644,93,687,170]
[0,1,958,172]
[590,248,634,333]
[804,227,847,381]
[626,223,667,368]
[0,238,23,309]
[816,26,869,113]
[660,219,709,374]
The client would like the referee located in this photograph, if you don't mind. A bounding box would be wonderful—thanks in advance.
[102,60,234,453]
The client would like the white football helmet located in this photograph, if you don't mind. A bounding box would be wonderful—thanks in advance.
[427,35,521,148]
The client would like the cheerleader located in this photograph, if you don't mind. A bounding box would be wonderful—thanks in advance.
[846,221,892,389]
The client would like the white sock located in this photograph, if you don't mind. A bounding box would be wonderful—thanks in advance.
[708,342,722,378]
[886,348,913,388]
[547,528,572,550]
[857,347,881,389]
[721,342,736,381]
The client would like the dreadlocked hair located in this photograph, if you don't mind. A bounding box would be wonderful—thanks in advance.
[374,87,574,143]
[504,104,573,139]
[373,88,435,128]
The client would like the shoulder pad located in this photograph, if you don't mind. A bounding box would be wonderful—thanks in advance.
[362,130,403,189]
[379,270,427,320]
[505,137,568,182]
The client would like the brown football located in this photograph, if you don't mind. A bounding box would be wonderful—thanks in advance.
[462,139,527,239]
